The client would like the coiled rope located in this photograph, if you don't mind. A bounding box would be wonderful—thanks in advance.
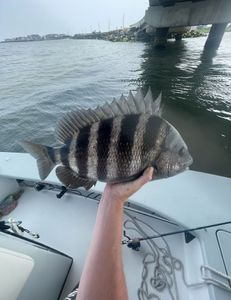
[124,211,231,299]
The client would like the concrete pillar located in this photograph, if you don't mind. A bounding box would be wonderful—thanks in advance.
[154,27,169,48]
[175,33,182,41]
[204,23,228,49]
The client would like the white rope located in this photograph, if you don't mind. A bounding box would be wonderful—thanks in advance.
[7,218,24,236]
[123,212,231,299]
[7,218,40,239]
[64,288,78,300]
[63,215,231,299]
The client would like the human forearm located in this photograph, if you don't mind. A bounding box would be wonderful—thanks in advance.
[76,167,153,300]
[77,194,128,300]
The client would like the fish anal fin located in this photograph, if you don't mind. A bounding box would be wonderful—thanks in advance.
[56,166,96,190]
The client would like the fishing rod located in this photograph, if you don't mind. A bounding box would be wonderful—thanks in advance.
[122,220,231,250]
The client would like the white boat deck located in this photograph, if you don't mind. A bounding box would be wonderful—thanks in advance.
[1,181,209,300]
[0,152,231,299]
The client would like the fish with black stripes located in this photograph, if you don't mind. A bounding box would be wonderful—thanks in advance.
[19,88,193,190]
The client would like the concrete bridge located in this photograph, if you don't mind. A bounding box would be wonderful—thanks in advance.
[144,0,231,48]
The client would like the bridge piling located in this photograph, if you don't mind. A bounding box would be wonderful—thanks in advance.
[204,23,228,49]
[154,27,169,48]
[175,33,183,41]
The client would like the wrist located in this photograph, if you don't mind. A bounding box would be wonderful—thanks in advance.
[101,192,125,209]
[102,184,129,204]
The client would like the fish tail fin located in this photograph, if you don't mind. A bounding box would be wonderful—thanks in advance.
[19,140,57,180]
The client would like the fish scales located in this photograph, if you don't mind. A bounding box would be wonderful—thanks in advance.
[69,134,79,173]
[116,114,140,180]
[75,125,91,178]
[141,115,166,166]
[87,122,100,179]
[73,114,150,182]
[96,118,113,180]
[19,88,193,189]
[106,116,123,180]
[128,114,149,176]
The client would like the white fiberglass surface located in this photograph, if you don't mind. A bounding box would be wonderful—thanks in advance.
[2,185,211,300]
[0,247,34,300]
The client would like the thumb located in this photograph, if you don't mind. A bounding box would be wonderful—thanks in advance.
[132,167,154,190]
[141,167,154,184]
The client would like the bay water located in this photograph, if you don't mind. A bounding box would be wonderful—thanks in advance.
[0,33,230,177]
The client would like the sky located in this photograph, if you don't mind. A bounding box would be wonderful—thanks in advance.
[0,0,149,41]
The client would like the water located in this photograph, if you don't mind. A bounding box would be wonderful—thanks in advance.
[0,34,230,177]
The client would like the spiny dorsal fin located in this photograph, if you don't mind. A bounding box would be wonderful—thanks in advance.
[56,88,162,143]
[152,91,162,116]
[144,87,162,116]
[127,91,137,114]
[134,88,146,113]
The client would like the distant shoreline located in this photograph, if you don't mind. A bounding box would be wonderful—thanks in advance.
[1,38,71,43]
[2,27,230,44]
[1,34,72,43]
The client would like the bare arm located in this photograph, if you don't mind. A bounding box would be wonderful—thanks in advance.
[77,167,154,300]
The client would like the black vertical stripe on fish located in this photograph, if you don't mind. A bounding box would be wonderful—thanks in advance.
[60,143,70,167]
[117,114,140,178]
[141,115,163,164]
[76,125,91,178]
[96,118,113,180]
[47,146,56,163]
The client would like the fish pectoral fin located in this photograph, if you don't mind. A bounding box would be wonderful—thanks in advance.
[56,166,96,190]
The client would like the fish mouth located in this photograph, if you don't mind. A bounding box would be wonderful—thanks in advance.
[182,157,193,172]
[185,156,193,170]
[167,162,191,177]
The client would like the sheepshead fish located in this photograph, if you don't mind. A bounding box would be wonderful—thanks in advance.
[19,88,193,190]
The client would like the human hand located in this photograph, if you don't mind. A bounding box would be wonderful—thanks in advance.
[102,167,154,204]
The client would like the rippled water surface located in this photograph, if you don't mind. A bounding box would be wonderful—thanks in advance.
[0,34,230,177]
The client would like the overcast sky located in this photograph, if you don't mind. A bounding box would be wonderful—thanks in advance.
[0,0,148,41]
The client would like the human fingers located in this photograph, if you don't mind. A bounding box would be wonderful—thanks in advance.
[103,167,154,203]
[119,167,154,200]
[130,167,154,192]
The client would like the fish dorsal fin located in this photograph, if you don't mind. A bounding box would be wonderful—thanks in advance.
[134,88,146,113]
[56,88,162,143]
[145,87,162,116]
